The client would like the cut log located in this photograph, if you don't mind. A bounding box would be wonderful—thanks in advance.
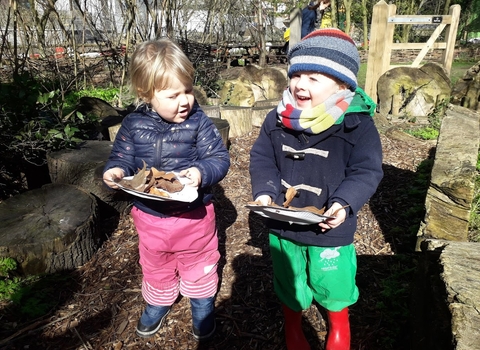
[210,117,230,146]
[251,105,274,127]
[219,106,252,138]
[417,105,479,244]
[201,105,221,119]
[0,184,100,275]
[47,141,130,216]
[76,97,126,140]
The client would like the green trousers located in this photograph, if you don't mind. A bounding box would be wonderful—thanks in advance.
[269,233,359,312]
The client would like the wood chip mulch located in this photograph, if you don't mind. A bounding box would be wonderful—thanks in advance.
[0,126,435,350]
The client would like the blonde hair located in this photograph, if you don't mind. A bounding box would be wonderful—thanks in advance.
[129,38,195,104]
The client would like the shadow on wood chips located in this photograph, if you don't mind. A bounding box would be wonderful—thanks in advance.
[0,127,437,350]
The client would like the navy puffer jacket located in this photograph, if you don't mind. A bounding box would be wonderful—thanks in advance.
[104,102,230,216]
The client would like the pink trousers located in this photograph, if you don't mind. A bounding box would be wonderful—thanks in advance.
[131,203,220,306]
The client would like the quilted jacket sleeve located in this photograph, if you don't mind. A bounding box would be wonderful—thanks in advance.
[191,114,230,188]
[104,117,138,176]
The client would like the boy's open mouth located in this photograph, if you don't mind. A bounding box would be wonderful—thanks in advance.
[296,95,310,101]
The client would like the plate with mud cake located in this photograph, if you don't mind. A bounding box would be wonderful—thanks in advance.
[114,161,197,202]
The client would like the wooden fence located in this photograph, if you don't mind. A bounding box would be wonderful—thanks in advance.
[365,0,461,102]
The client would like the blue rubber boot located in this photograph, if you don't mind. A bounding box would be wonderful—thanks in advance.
[190,297,216,341]
[136,304,170,338]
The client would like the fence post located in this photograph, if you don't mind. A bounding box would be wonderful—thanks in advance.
[441,4,461,75]
[290,8,302,49]
[364,0,396,102]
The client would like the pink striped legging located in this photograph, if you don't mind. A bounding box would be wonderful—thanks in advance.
[130,203,220,306]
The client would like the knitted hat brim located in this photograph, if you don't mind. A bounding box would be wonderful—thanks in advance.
[289,57,358,91]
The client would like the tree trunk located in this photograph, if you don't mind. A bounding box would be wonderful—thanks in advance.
[362,0,368,49]
[342,0,352,33]
[0,184,100,275]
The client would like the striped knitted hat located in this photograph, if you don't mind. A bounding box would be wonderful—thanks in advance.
[288,28,359,91]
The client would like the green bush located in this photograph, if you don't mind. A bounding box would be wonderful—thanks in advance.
[0,258,20,301]
[0,72,104,185]
[63,87,122,112]
[405,126,439,140]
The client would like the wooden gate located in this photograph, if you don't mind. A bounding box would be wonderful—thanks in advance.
[364,0,461,102]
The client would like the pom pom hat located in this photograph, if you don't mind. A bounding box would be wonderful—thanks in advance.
[288,28,360,91]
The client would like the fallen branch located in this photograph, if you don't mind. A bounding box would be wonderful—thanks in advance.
[0,310,81,346]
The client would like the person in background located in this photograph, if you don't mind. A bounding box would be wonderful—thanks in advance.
[282,27,291,54]
[249,28,383,350]
[103,38,230,341]
[301,0,330,38]
[316,0,331,29]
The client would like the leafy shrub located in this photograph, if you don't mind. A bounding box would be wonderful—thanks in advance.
[0,72,101,196]
[0,258,20,301]
[405,126,439,140]
[63,87,122,112]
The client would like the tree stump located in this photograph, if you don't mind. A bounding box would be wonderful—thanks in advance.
[210,117,230,146]
[0,184,100,275]
[201,105,221,119]
[252,105,274,127]
[219,106,252,138]
[47,140,130,216]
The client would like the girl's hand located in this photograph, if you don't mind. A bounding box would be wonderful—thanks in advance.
[318,202,348,232]
[103,167,125,189]
[179,167,201,188]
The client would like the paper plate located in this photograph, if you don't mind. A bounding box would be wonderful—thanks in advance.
[246,204,334,225]
[116,173,198,202]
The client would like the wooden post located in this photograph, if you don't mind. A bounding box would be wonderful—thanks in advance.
[290,8,302,48]
[441,5,461,75]
[365,0,395,102]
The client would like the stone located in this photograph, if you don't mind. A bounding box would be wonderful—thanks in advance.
[451,61,480,111]
[377,63,451,118]
[417,105,479,243]
[218,65,287,106]
[419,240,480,350]
[219,77,255,107]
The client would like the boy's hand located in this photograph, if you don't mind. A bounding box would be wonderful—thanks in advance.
[179,167,201,188]
[318,202,348,232]
[255,195,272,206]
[103,167,125,189]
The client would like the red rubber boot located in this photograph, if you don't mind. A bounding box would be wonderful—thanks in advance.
[282,304,311,350]
[326,308,350,350]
